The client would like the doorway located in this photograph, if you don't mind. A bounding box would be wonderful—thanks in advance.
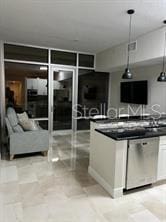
[49,66,77,133]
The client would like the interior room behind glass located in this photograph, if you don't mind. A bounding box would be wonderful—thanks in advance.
[5,62,48,128]
[53,70,73,130]
[77,70,109,130]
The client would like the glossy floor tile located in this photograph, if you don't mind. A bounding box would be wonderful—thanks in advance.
[0,131,166,222]
[130,209,161,222]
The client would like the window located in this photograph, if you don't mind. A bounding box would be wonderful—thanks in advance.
[51,50,76,66]
[4,44,48,63]
[79,54,94,68]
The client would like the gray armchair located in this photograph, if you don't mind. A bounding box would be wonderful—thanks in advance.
[5,107,49,160]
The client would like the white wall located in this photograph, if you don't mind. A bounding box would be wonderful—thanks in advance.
[96,26,166,117]
[96,27,165,72]
[109,64,166,116]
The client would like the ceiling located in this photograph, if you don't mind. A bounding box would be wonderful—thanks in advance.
[0,0,166,53]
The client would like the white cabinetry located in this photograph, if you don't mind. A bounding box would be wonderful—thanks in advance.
[26,78,47,95]
[38,79,47,95]
[157,136,166,180]
[89,122,127,198]
[26,78,38,90]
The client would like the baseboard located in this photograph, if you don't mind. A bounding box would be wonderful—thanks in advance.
[157,175,166,181]
[88,166,123,198]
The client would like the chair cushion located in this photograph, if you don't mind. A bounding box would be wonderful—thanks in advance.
[5,117,14,135]
[7,107,19,127]
[7,107,24,133]
[17,112,29,123]
[17,112,39,131]
[19,119,39,131]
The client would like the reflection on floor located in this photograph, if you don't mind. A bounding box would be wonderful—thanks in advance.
[0,131,166,222]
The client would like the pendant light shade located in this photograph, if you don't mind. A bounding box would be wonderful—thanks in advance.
[157,72,166,81]
[122,9,135,79]
[157,20,166,82]
[122,68,132,79]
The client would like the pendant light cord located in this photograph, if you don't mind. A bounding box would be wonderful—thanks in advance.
[127,14,132,68]
[162,31,166,72]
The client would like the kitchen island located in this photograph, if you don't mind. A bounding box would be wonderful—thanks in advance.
[88,118,166,198]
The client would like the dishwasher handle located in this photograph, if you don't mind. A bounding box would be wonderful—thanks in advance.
[142,142,148,146]
[129,142,148,149]
[137,142,148,148]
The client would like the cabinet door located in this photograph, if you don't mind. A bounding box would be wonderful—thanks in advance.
[157,144,166,180]
[26,78,38,90]
[38,79,47,95]
[26,79,32,89]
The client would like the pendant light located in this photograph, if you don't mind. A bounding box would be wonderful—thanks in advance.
[157,20,166,82]
[122,9,135,79]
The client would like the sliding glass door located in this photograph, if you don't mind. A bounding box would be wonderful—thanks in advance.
[49,66,77,133]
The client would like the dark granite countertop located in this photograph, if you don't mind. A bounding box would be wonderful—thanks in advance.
[95,126,166,141]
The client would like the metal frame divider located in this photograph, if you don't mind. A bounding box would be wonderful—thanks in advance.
[50,65,77,132]
[0,41,5,156]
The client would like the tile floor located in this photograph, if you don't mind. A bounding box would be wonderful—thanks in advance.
[0,131,166,222]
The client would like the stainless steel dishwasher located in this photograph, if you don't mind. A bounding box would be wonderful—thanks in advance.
[126,137,159,190]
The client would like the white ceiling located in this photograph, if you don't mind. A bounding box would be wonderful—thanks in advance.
[0,0,166,53]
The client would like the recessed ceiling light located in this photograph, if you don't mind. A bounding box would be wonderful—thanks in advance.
[40,66,48,71]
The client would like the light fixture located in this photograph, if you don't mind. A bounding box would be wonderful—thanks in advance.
[52,157,59,162]
[122,9,135,79]
[157,20,166,82]
[40,66,48,71]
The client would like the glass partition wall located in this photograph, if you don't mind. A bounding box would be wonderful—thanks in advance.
[78,70,109,130]
[5,62,48,129]
[3,43,96,133]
